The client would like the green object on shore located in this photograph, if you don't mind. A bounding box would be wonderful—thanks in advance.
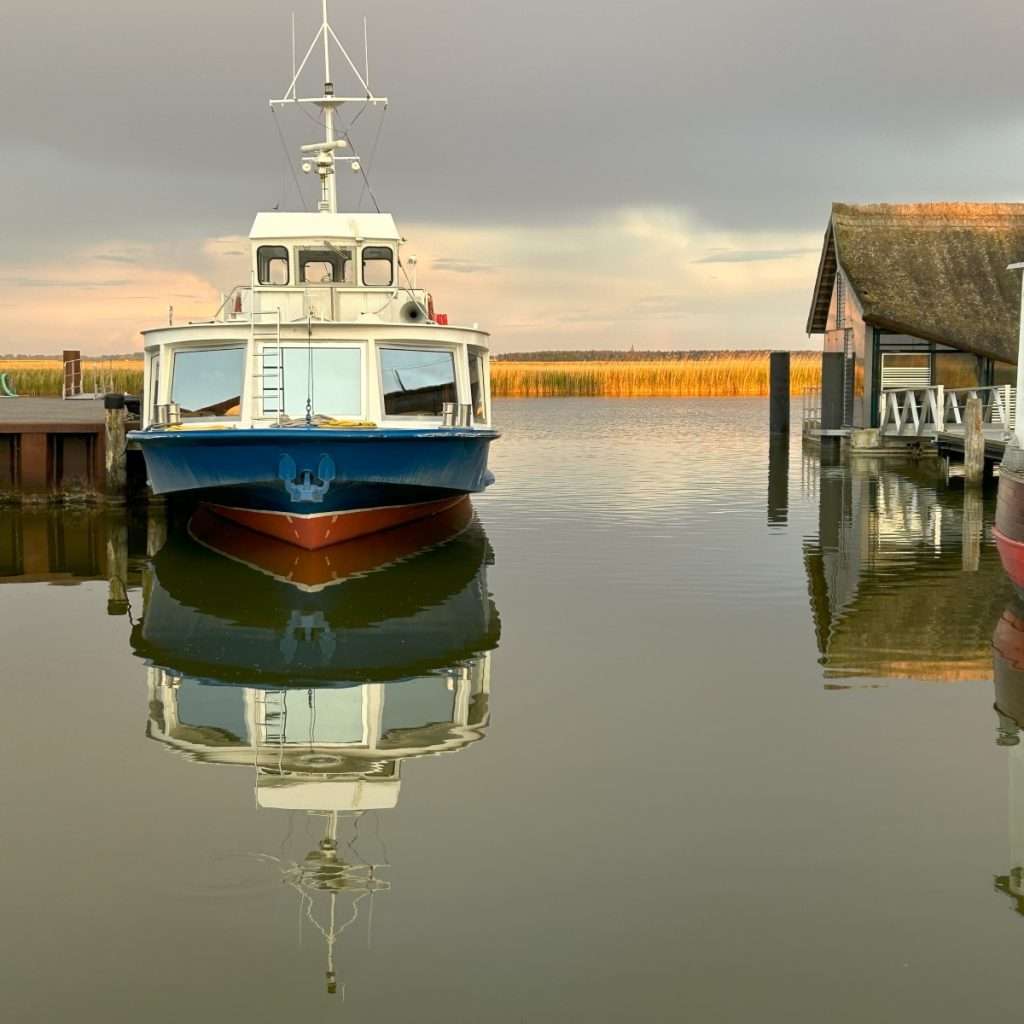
[0,372,17,397]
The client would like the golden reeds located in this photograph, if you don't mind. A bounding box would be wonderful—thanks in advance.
[0,352,824,399]
[0,358,143,396]
[491,353,821,398]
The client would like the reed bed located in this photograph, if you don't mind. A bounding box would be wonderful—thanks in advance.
[491,353,821,398]
[0,352,823,399]
[0,358,142,396]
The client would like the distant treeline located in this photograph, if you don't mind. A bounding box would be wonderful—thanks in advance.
[493,349,812,362]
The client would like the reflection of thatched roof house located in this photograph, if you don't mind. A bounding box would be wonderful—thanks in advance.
[807,203,1024,429]
[806,541,1008,681]
[805,459,1012,682]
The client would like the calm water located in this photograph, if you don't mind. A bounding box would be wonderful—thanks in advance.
[3,397,1024,1022]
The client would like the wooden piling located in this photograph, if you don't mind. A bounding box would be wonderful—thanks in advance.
[964,394,984,488]
[769,352,790,437]
[104,393,127,501]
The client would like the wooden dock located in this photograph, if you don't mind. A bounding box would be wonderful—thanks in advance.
[933,424,1010,463]
[0,396,140,502]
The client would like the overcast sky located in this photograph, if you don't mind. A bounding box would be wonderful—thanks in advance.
[4,0,1023,353]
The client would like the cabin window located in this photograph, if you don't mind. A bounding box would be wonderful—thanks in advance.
[993,361,1017,386]
[176,679,248,744]
[263,346,362,419]
[298,247,353,285]
[170,347,245,418]
[469,349,487,422]
[257,245,289,285]
[379,676,456,747]
[362,246,394,286]
[380,347,457,416]
[149,354,160,421]
[276,688,365,745]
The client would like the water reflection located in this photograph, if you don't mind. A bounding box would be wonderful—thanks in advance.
[992,604,1024,913]
[803,455,1011,682]
[129,500,500,996]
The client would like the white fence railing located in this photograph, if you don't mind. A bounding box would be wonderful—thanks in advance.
[61,357,119,400]
[802,386,821,425]
[879,384,1016,437]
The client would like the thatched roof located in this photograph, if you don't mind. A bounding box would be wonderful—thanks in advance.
[806,202,1024,362]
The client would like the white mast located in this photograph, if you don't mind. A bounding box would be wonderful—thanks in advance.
[270,1,387,213]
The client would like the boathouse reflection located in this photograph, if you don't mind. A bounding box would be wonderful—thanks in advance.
[130,500,499,994]
[803,455,1010,681]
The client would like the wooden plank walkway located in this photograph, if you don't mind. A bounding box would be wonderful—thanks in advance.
[933,424,1010,463]
[0,397,105,428]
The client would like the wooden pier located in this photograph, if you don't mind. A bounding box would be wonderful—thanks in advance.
[0,395,141,502]
[822,384,1018,470]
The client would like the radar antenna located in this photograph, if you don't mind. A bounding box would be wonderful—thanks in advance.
[270,1,388,213]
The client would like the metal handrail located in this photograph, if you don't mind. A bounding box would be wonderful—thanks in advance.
[61,356,118,399]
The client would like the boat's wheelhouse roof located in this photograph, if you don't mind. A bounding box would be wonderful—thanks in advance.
[250,211,401,242]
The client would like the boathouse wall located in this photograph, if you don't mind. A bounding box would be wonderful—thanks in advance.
[820,268,873,429]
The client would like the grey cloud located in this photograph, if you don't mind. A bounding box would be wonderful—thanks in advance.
[3,0,1023,249]
[432,258,495,274]
[2,277,131,289]
[695,248,819,264]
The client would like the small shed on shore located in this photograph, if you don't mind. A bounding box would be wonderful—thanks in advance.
[806,203,1024,428]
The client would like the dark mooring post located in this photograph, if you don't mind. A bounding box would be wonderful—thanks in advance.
[819,352,846,464]
[820,353,845,432]
[769,352,790,437]
[104,393,127,502]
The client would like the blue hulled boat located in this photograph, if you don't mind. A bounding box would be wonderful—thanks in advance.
[129,3,497,549]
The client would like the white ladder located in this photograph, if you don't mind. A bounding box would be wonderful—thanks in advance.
[251,309,283,419]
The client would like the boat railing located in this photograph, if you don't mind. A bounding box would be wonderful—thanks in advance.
[212,284,255,322]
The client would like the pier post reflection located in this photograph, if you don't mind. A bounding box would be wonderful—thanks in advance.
[962,486,984,573]
[767,435,789,526]
[130,499,500,995]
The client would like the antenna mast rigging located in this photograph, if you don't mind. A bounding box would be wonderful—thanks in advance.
[270,0,387,213]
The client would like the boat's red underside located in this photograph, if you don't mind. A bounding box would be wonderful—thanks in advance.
[207,495,466,550]
[997,472,1024,592]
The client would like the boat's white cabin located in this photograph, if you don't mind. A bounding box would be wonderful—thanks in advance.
[141,212,491,431]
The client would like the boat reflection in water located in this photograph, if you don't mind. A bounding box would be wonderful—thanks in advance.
[130,497,499,995]
[803,454,1010,684]
[991,603,1024,914]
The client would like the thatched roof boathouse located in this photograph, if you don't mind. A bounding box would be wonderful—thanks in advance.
[807,203,1024,428]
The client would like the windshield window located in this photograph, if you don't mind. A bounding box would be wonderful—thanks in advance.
[263,347,362,419]
[362,246,394,286]
[257,245,289,285]
[171,347,245,417]
[469,349,487,422]
[299,248,353,285]
[380,347,457,416]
